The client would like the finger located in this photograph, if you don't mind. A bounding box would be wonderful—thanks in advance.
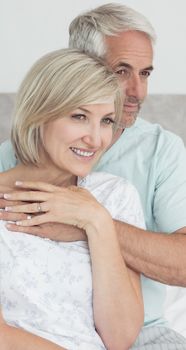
[3,191,48,202]
[5,223,48,238]
[5,202,48,214]
[0,199,11,209]
[15,181,61,193]
[14,213,51,227]
[0,199,28,208]
[0,211,30,222]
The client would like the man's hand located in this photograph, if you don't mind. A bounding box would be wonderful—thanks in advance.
[4,219,86,241]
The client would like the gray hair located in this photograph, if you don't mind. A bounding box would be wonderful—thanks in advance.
[11,48,123,165]
[69,2,156,58]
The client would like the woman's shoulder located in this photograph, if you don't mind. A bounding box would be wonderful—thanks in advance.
[78,171,140,211]
[78,172,145,229]
[78,171,137,196]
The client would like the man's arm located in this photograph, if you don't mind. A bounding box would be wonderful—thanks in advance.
[115,221,186,286]
[113,135,186,286]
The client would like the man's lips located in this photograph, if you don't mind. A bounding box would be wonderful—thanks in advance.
[124,104,139,112]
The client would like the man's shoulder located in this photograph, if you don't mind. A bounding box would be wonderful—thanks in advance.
[134,117,181,138]
[125,117,185,149]
[96,118,185,171]
[0,139,17,172]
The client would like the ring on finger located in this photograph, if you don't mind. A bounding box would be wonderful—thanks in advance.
[37,202,42,213]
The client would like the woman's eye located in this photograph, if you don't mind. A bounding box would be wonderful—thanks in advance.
[71,114,86,121]
[102,118,115,125]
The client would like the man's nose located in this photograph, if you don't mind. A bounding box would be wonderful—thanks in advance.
[125,74,143,100]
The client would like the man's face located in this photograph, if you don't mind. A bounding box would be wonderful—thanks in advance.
[105,30,153,128]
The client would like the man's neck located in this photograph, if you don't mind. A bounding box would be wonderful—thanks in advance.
[110,127,125,148]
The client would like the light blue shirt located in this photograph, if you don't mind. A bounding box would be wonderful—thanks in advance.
[95,118,186,234]
[0,139,17,171]
[95,118,186,327]
[1,118,186,327]
[96,118,186,326]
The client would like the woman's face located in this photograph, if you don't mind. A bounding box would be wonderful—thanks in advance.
[42,102,116,177]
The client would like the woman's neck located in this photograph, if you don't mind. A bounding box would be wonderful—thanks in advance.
[0,163,77,189]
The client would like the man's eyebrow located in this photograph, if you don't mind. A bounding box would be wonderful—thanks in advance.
[114,62,132,70]
[142,65,154,72]
[115,62,154,71]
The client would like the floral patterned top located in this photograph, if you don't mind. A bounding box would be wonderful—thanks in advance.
[0,172,145,350]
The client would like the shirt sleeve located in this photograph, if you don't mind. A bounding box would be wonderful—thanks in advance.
[153,135,186,233]
[0,140,17,172]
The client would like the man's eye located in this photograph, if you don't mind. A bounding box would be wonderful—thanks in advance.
[71,114,86,121]
[115,68,130,78]
[102,117,115,125]
[140,70,151,78]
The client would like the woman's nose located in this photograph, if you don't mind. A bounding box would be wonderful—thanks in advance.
[82,126,102,148]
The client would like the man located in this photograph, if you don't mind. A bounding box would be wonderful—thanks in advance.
[0,3,186,347]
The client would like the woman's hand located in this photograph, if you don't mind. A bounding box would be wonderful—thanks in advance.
[0,184,32,222]
[0,184,86,240]
[3,181,106,232]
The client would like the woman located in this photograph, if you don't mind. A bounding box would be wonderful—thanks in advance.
[0,48,144,350]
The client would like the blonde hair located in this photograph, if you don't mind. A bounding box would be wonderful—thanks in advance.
[69,3,156,58]
[11,48,123,165]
